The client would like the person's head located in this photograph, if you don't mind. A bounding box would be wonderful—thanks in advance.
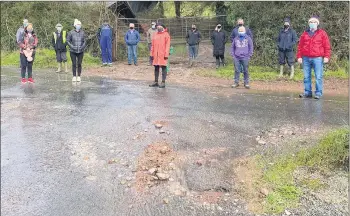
[103,19,108,26]
[308,15,319,31]
[192,24,196,30]
[156,23,166,32]
[23,19,29,27]
[238,26,246,36]
[74,19,82,31]
[26,23,33,33]
[56,23,63,33]
[129,23,135,30]
[151,22,156,29]
[237,18,244,27]
[217,24,222,31]
[284,18,291,29]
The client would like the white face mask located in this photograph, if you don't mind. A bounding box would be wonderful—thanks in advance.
[57,27,62,32]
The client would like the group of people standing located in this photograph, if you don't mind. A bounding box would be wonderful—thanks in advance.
[16,15,331,99]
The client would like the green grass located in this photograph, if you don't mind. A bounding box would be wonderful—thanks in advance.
[198,63,349,81]
[261,127,349,213]
[1,48,100,68]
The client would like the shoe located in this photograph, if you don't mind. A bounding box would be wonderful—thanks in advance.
[299,93,312,98]
[21,78,27,84]
[159,82,165,88]
[28,78,34,83]
[134,63,138,66]
[149,82,159,87]
[231,83,239,88]
[102,63,107,67]
[216,65,219,69]
[314,95,321,100]
[72,76,77,82]
[244,84,250,89]
[56,68,61,73]
[77,77,81,82]
[222,63,226,67]
[128,63,132,65]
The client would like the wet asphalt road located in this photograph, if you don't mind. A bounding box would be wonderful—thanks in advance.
[1,68,348,216]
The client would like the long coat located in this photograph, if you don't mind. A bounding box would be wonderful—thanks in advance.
[211,30,228,56]
[150,31,171,66]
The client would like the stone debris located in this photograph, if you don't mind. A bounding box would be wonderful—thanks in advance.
[155,123,163,129]
[156,172,170,180]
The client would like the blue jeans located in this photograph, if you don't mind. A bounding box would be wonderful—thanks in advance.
[127,45,137,64]
[233,58,249,84]
[302,57,324,96]
[188,45,198,59]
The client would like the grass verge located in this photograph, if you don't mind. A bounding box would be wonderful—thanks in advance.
[197,63,349,81]
[235,127,349,214]
[1,49,100,69]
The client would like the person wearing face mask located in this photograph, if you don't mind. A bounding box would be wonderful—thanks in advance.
[67,19,86,82]
[147,22,157,66]
[211,24,228,69]
[19,23,38,84]
[186,24,202,67]
[277,18,298,79]
[230,18,253,43]
[52,23,68,73]
[16,19,29,68]
[149,23,171,88]
[124,23,140,66]
[297,15,331,99]
[230,26,253,89]
[97,19,114,67]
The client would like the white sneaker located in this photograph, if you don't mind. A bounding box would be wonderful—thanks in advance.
[77,76,81,82]
[72,76,77,82]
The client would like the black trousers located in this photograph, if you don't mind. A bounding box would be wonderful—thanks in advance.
[20,53,35,78]
[70,52,84,76]
[278,50,295,66]
[154,65,167,82]
[215,55,225,65]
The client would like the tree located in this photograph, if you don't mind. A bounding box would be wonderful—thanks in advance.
[174,2,181,18]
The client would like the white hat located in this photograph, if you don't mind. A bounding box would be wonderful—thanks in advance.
[308,16,320,25]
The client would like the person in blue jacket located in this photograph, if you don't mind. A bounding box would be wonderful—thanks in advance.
[97,19,114,67]
[124,23,140,66]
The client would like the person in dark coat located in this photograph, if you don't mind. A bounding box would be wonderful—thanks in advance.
[277,18,298,79]
[52,23,68,73]
[186,24,201,67]
[230,18,253,42]
[211,24,228,69]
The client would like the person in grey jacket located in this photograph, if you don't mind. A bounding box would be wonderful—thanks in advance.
[186,24,201,67]
[67,19,86,82]
[277,18,298,79]
[16,19,29,68]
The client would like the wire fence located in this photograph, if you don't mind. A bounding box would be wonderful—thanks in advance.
[115,15,233,64]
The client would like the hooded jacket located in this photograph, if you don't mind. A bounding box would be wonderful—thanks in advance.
[67,29,86,53]
[231,35,253,60]
[150,30,171,66]
[296,28,331,59]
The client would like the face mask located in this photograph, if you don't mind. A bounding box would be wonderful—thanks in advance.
[238,32,246,36]
[57,27,62,32]
[157,28,164,32]
[284,25,289,29]
[309,23,317,30]
[238,24,243,27]
[152,25,156,29]
[24,23,28,27]
[217,26,222,29]
[130,27,134,30]
[75,25,81,30]
[192,28,196,30]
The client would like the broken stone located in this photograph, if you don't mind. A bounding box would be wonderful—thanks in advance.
[156,172,170,180]
[151,176,159,180]
[160,147,168,154]
[144,129,148,132]
[127,183,131,188]
[148,168,157,175]
[163,198,169,204]
[126,177,132,181]
[155,123,163,129]
[217,206,223,211]
[260,188,269,197]
[285,210,291,215]
[258,140,267,145]
[255,136,261,141]
[196,160,204,166]
[120,180,126,185]
[166,131,170,135]
[159,129,165,134]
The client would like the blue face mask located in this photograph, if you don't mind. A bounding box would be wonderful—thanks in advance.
[75,25,81,30]
[238,32,246,37]
[309,23,317,30]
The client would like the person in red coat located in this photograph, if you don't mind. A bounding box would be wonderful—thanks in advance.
[296,15,331,99]
[149,23,171,88]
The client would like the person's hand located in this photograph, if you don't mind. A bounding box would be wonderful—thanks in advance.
[164,57,168,60]
[324,57,329,63]
[298,58,302,64]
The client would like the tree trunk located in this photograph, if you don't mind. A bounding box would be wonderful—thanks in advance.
[174,2,181,18]
[159,1,164,18]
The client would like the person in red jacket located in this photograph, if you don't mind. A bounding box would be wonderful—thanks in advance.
[296,15,331,99]
[149,23,171,88]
